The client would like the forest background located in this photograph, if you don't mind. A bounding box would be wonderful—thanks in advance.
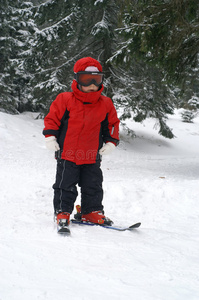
[0,0,199,138]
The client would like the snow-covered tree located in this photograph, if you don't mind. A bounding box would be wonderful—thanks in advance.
[115,0,199,83]
[107,0,199,138]
[23,0,78,111]
[181,95,199,123]
[0,0,34,112]
[1,0,197,140]
[110,59,175,138]
[20,0,120,112]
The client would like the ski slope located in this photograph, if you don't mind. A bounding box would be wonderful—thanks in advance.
[0,110,199,300]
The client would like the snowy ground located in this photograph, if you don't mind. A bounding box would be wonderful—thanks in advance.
[0,110,199,300]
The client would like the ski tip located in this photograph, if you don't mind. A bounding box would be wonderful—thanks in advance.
[57,227,71,235]
[129,222,141,229]
[58,231,71,236]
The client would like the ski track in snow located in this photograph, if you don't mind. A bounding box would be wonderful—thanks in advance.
[0,110,199,300]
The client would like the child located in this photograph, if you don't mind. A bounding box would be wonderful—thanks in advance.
[43,57,120,229]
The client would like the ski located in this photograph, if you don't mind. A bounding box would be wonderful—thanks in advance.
[71,219,141,231]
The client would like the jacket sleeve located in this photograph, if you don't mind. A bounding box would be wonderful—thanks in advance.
[43,93,68,137]
[101,99,120,146]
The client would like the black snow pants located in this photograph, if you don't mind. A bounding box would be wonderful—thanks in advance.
[53,159,103,215]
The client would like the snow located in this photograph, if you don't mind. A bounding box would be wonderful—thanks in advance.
[0,110,199,300]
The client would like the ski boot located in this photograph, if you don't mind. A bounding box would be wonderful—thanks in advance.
[56,212,70,234]
[74,205,82,221]
[82,211,113,225]
[74,205,113,226]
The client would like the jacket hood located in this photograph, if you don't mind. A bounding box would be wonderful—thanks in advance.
[72,57,104,104]
[73,57,103,73]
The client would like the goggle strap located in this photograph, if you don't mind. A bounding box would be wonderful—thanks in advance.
[74,71,104,76]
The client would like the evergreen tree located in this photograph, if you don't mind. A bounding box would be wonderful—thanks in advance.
[1,0,119,113]
[22,0,120,112]
[1,0,197,140]
[23,0,78,112]
[115,0,199,83]
[0,0,37,113]
[181,94,199,123]
[110,59,175,138]
[108,0,199,138]
[89,0,120,98]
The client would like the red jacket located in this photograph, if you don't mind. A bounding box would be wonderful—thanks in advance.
[43,80,120,165]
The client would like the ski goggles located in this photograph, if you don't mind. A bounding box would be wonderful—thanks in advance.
[74,71,104,87]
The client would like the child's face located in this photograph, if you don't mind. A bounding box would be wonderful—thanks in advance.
[81,84,99,93]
